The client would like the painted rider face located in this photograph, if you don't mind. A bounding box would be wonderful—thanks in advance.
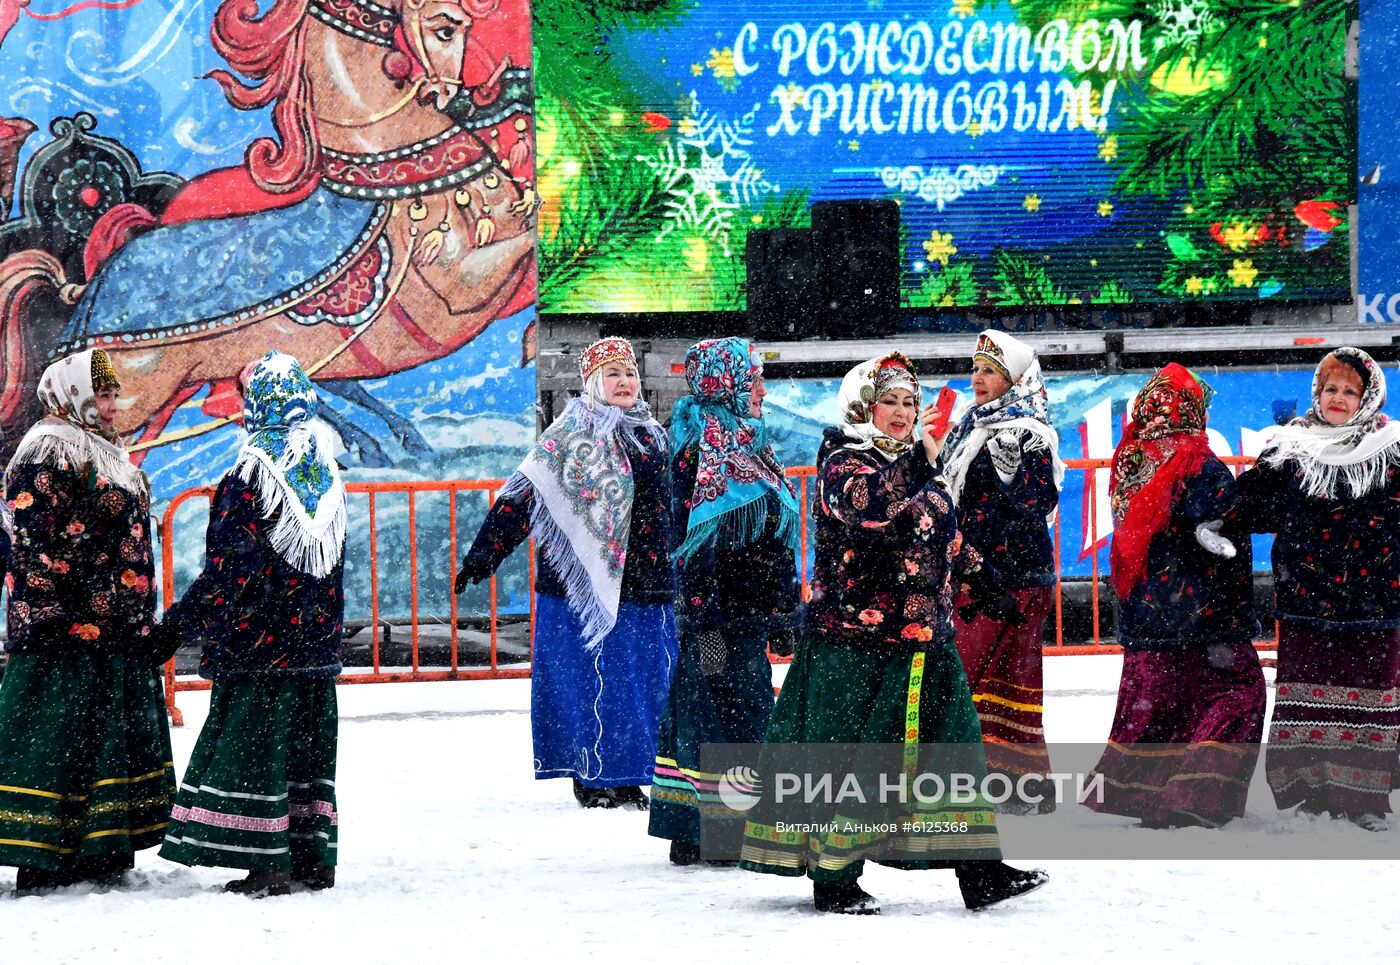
[872,387,917,442]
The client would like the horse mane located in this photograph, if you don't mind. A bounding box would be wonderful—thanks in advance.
[206,0,316,194]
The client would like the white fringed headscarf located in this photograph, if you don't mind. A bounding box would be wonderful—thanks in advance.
[1261,346,1400,500]
[5,349,148,500]
[941,331,1064,505]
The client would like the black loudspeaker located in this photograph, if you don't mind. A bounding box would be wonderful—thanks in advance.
[745,227,818,340]
[811,199,900,338]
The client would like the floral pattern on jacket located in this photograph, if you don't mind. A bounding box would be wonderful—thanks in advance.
[1233,456,1400,629]
[5,462,155,653]
[809,428,980,650]
[164,472,344,679]
[955,445,1058,588]
[1115,458,1259,649]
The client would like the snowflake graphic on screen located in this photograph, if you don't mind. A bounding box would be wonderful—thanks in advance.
[1151,0,1219,47]
[637,92,780,257]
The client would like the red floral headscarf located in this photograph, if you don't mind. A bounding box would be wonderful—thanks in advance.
[1108,363,1215,598]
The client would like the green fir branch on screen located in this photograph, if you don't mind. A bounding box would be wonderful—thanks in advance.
[1091,280,1135,304]
[992,249,1066,306]
[1113,0,1347,204]
[910,262,980,308]
[532,0,694,305]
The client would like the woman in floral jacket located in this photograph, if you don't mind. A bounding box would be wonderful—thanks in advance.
[160,352,346,896]
[0,350,175,894]
[940,331,1064,805]
[738,353,1046,915]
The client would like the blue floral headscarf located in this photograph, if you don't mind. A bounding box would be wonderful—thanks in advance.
[234,351,346,577]
[670,337,801,562]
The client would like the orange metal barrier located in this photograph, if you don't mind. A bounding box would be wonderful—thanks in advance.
[159,480,536,725]
[158,457,1270,724]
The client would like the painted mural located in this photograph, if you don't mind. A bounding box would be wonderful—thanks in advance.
[0,0,538,635]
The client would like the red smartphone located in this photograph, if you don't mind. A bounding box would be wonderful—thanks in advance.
[928,386,958,440]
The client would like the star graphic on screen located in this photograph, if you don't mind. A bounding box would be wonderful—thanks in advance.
[1097,201,1114,217]
[921,231,957,266]
[1185,276,1205,295]
[1023,194,1042,212]
[848,139,860,151]
[1228,259,1258,288]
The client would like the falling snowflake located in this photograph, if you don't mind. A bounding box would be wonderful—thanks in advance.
[1152,0,1219,47]
[636,92,780,258]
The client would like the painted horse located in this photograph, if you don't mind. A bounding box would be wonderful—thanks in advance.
[0,0,536,461]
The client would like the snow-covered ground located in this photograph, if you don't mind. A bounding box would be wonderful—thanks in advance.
[8,655,1397,963]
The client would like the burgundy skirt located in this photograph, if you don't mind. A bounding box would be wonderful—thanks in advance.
[1266,623,1400,816]
[1089,638,1266,825]
[954,585,1053,781]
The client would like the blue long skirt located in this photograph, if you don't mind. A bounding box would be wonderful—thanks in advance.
[532,593,679,788]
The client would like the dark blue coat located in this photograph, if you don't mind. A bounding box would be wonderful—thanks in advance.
[955,446,1058,588]
[1115,458,1259,650]
[165,472,344,680]
[671,440,800,638]
[1234,455,1400,630]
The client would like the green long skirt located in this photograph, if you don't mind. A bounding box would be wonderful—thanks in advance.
[739,637,1001,885]
[0,651,175,874]
[160,677,338,874]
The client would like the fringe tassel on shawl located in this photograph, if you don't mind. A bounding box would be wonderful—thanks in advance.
[5,418,148,500]
[234,429,346,579]
[672,493,800,564]
[499,471,618,652]
[1262,435,1400,501]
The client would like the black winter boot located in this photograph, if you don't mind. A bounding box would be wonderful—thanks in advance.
[573,779,617,809]
[224,871,292,898]
[611,786,650,811]
[669,841,701,866]
[15,866,75,895]
[956,861,1048,911]
[293,864,336,890]
[813,880,881,915]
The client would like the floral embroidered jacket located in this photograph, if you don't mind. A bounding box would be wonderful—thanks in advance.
[1233,456,1400,630]
[464,433,676,604]
[4,462,155,654]
[954,446,1058,588]
[165,472,344,680]
[672,440,799,638]
[1115,458,1259,650]
[809,428,980,651]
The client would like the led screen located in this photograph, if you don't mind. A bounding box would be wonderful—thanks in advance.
[535,0,1354,313]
